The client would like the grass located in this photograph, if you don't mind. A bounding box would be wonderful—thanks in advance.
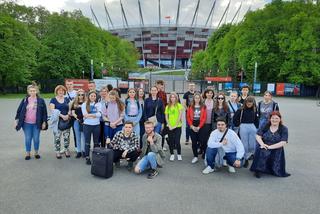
[157,70,186,75]
[0,93,55,99]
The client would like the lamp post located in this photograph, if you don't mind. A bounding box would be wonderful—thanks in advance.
[90,59,94,80]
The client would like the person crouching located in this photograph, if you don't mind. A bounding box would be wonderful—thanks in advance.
[134,121,165,179]
[203,117,245,174]
[108,121,140,171]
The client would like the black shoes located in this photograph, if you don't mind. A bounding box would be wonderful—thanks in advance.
[25,156,31,160]
[86,157,91,165]
[126,162,133,171]
[35,154,41,159]
[147,169,159,179]
[243,160,249,168]
[75,153,82,158]
[254,171,261,178]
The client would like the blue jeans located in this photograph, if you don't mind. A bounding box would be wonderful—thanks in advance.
[239,123,257,160]
[206,147,243,168]
[259,117,268,129]
[104,124,123,140]
[154,122,162,134]
[136,152,157,172]
[22,123,40,152]
[73,120,85,153]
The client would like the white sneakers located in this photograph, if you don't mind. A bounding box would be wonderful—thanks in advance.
[191,157,198,164]
[170,154,182,161]
[202,166,215,174]
[228,166,236,173]
[223,160,228,167]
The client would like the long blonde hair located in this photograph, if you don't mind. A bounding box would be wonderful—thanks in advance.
[71,89,86,109]
[109,90,125,113]
[168,92,179,107]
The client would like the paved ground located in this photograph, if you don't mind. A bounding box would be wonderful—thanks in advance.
[0,97,320,214]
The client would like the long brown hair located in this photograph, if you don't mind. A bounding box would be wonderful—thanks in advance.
[214,92,229,112]
[190,92,205,109]
[109,90,125,113]
[126,88,137,100]
[168,92,179,107]
[241,96,257,112]
[86,91,97,113]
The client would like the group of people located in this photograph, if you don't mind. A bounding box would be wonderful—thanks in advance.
[15,80,290,179]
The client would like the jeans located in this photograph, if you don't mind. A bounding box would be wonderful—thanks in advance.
[259,117,268,129]
[22,123,40,152]
[154,122,162,134]
[136,152,157,172]
[168,127,182,155]
[239,123,257,160]
[54,129,70,152]
[206,147,243,168]
[104,124,123,140]
[83,124,100,157]
[73,120,85,153]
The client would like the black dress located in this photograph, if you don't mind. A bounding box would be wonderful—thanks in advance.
[250,125,290,177]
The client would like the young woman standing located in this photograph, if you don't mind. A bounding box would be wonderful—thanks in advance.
[103,90,125,143]
[257,91,279,129]
[81,91,102,165]
[228,91,242,133]
[15,83,47,160]
[138,88,146,148]
[233,96,259,168]
[187,93,207,164]
[124,88,142,137]
[165,92,184,161]
[70,89,86,158]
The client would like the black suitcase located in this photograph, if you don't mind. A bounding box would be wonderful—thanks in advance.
[91,148,114,178]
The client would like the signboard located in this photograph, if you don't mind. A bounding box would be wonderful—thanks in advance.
[267,83,276,94]
[65,79,89,91]
[276,83,285,96]
[224,82,233,90]
[284,83,300,96]
[205,76,232,82]
[253,83,261,94]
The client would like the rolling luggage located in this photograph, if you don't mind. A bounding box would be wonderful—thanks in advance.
[91,147,114,178]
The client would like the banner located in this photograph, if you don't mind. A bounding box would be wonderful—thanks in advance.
[285,83,300,96]
[276,83,285,96]
[267,83,276,94]
[253,83,261,94]
[224,82,233,90]
[65,79,89,91]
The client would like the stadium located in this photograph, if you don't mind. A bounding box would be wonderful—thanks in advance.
[90,0,254,69]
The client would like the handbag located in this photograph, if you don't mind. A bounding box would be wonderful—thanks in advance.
[58,118,72,131]
[148,99,159,126]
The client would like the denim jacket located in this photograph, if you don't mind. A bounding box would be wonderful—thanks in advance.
[15,96,48,131]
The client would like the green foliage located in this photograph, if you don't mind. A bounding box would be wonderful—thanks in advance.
[0,2,139,92]
[192,0,320,85]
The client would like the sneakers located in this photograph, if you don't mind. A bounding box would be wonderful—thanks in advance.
[228,166,236,173]
[25,155,31,160]
[169,154,175,161]
[191,157,198,164]
[202,166,214,174]
[177,155,182,161]
[147,169,159,179]
[75,152,82,158]
[34,154,41,159]
[223,160,228,167]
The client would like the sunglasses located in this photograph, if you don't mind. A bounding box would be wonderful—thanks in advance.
[217,97,224,100]
[78,94,85,96]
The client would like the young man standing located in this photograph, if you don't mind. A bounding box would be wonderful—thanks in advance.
[183,82,196,145]
[202,117,244,174]
[65,80,77,103]
[239,84,250,104]
[87,80,101,102]
[134,121,165,179]
[108,121,140,171]
[156,80,168,151]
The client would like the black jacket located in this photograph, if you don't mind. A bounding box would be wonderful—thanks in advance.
[15,96,48,131]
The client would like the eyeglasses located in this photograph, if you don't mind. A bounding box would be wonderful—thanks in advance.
[217,97,224,100]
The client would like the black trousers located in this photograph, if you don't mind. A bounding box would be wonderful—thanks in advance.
[199,124,212,158]
[161,125,169,148]
[99,121,105,148]
[190,129,201,157]
[83,124,100,157]
[113,149,139,163]
[139,120,145,149]
[168,127,182,155]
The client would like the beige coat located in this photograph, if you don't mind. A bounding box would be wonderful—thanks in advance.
[140,132,165,166]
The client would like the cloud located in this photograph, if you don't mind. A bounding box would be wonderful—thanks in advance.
[17,0,270,29]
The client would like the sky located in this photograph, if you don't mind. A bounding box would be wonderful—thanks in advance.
[16,0,274,29]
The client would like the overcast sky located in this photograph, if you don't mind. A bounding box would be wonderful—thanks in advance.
[16,0,274,29]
